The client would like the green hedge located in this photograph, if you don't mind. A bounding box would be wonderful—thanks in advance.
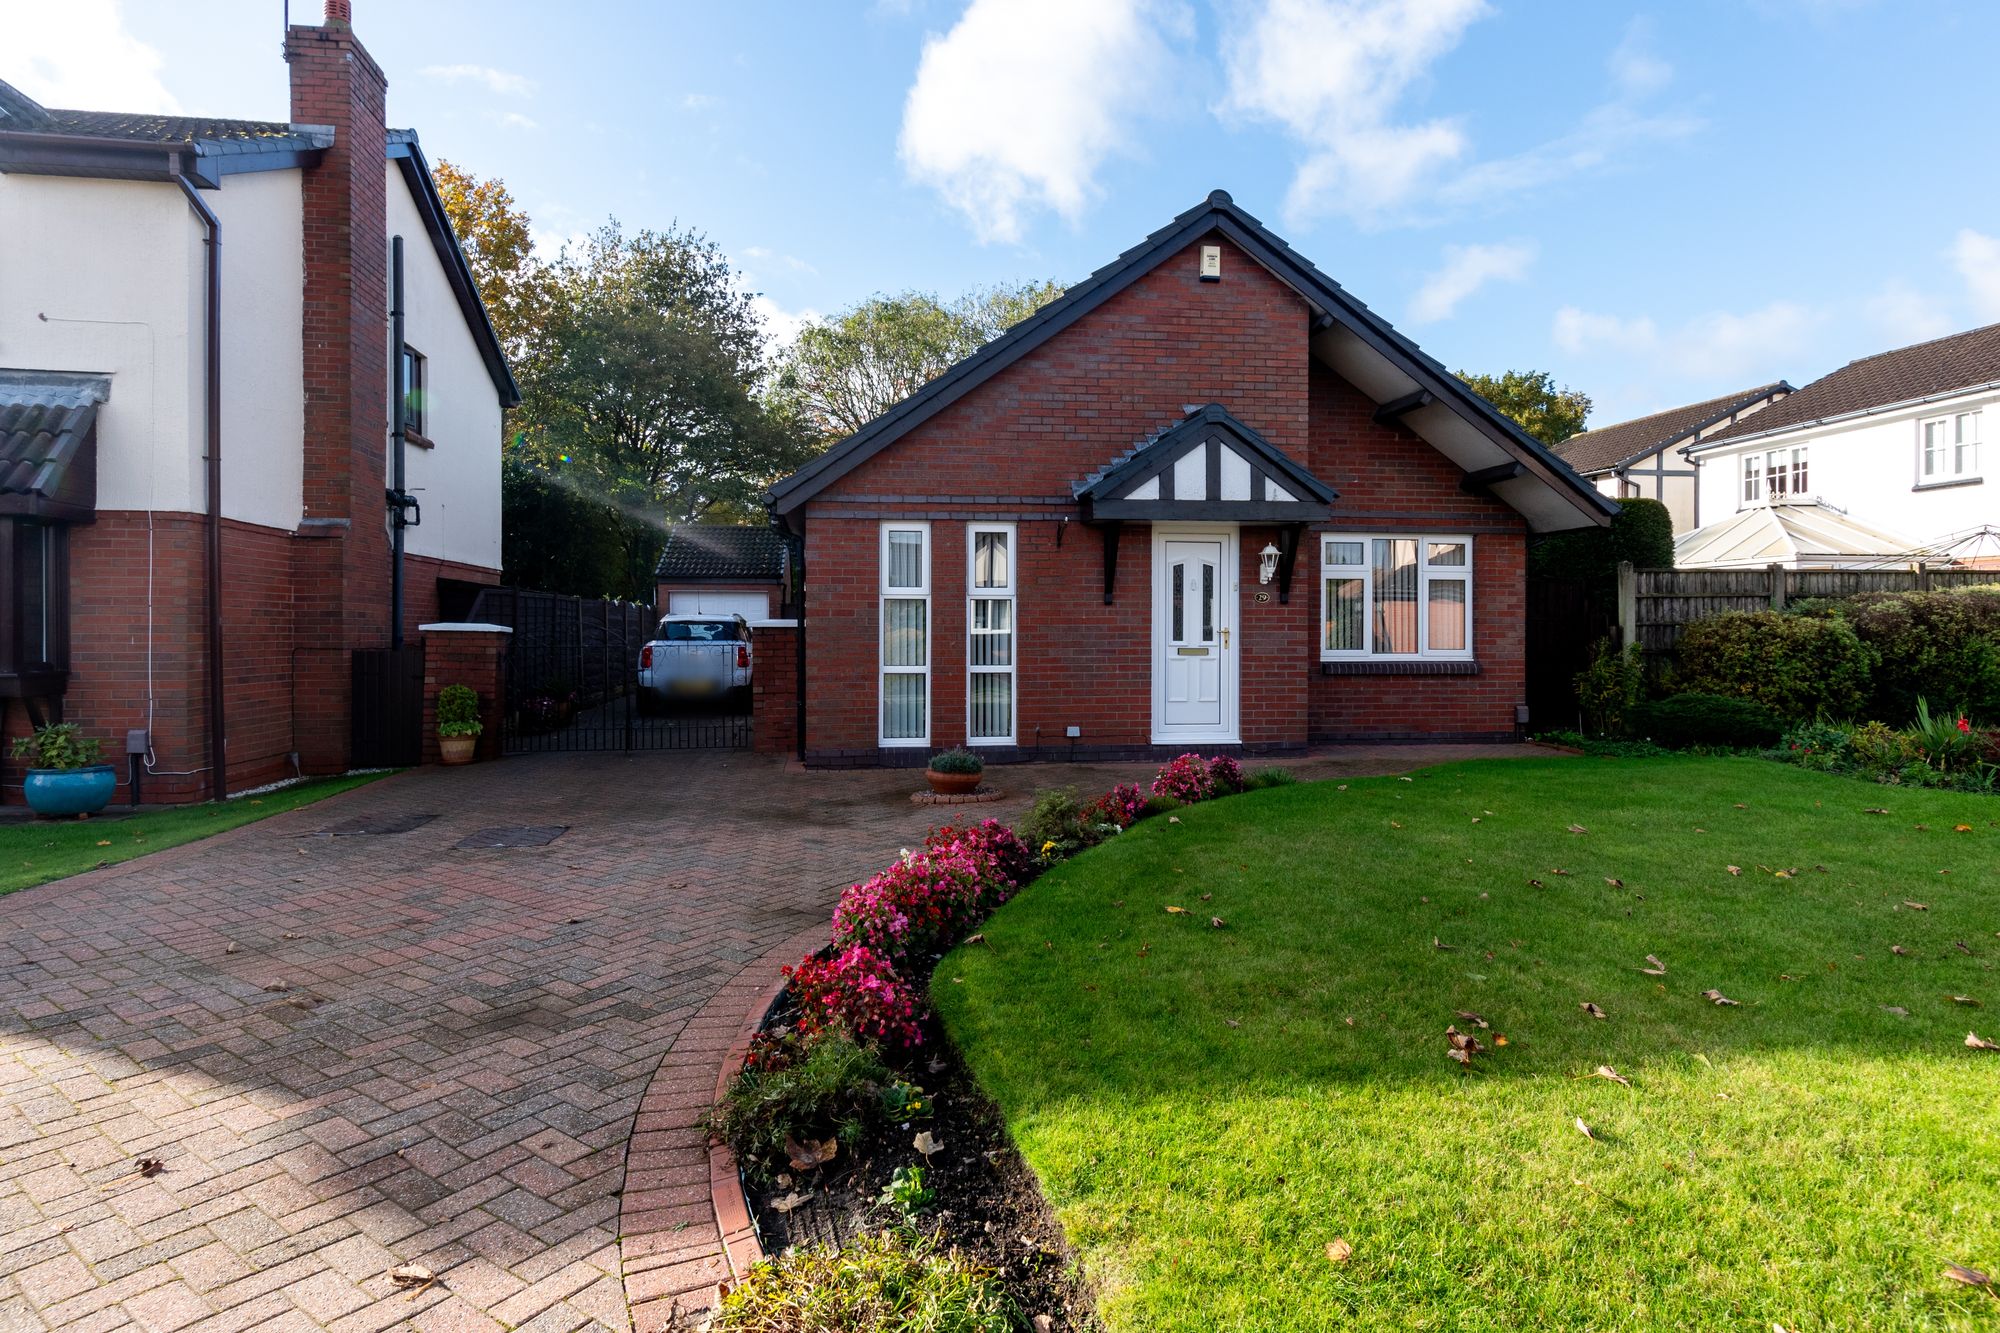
[1835,590,2000,723]
[1628,693,1783,749]
[1675,611,1872,720]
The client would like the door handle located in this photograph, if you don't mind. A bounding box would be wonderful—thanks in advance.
[1221,629,1229,648]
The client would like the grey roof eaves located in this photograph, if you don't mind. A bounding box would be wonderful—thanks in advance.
[1680,376,2000,459]
[767,190,1616,527]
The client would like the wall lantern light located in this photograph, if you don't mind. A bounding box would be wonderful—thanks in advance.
[1258,541,1281,585]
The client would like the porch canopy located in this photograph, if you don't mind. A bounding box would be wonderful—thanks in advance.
[1072,403,1336,603]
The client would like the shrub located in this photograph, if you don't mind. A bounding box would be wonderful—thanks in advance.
[1839,590,2000,723]
[1908,697,1989,775]
[1244,767,1297,790]
[704,1030,902,1180]
[1528,497,1675,586]
[1627,693,1783,750]
[1777,719,1856,772]
[1140,793,1184,820]
[1848,720,1917,774]
[1088,783,1149,829]
[10,723,104,770]
[927,746,984,775]
[1152,753,1217,803]
[1573,637,1643,736]
[1675,611,1872,719]
[784,947,925,1048]
[1207,754,1245,794]
[832,822,1031,964]
[926,818,1034,889]
[711,1231,1013,1332]
[1018,786,1114,863]
[436,684,482,737]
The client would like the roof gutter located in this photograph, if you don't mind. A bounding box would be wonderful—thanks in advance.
[175,169,228,801]
[1682,377,2000,458]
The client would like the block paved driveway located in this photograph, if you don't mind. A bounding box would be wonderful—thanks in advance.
[0,744,1543,1332]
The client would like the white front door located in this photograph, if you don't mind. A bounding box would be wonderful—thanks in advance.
[1152,527,1238,744]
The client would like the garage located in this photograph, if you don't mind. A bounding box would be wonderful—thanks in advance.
[667,590,771,619]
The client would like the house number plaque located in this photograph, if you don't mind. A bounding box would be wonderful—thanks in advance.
[1253,591,1271,604]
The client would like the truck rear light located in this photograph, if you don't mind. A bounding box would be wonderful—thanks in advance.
[736,645,749,669]
[640,645,653,668]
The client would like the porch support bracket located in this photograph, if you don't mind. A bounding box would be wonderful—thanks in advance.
[1100,520,1122,605]
[1460,461,1526,495]
[1372,389,1433,427]
[1276,523,1304,604]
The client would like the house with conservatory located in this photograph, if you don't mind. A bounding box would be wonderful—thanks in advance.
[766,191,1615,766]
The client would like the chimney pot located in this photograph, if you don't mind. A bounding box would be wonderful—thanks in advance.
[324,0,352,25]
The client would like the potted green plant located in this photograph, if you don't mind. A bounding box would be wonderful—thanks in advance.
[924,747,984,795]
[11,723,115,817]
[437,684,483,765]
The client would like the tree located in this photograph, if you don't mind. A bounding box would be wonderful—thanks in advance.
[500,459,658,600]
[1530,497,1676,588]
[431,160,550,364]
[773,280,1064,442]
[1457,369,1592,447]
[513,222,812,527]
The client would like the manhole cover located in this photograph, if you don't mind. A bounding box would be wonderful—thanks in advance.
[308,813,437,837]
[455,825,569,850]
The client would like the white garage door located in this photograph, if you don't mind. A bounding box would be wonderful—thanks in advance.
[668,591,770,620]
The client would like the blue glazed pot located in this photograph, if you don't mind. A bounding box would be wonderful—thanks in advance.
[23,764,118,817]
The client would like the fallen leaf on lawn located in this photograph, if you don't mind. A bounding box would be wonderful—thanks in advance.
[1568,824,1588,834]
[1702,989,1742,1006]
[1581,1002,1607,1020]
[1967,1032,2000,1051]
[1955,941,1974,955]
[1865,807,1890,815]
[1493,1034,1509,1046]
[1446,1047,1472,1066]
[1455,1010,1489,1028]
[1168,816,1181,825]
[1225,1018,1241,1028]
[1950,995,1983,1007]
[1209,917,1227,929]
[1551,867,1572,876]
[1445,1025,1484,1055]
[1726,865,1742,876]
[913,1131,941,1157]
[1904,901,1930,911]
[1200,892,1212,901]
[1605,877,1625,888]
[1165,905,1188,915]
[1574,1116,1595,1140]
[1733,802,1748,809]
[1945,1263,1992,1287]
[964,933,985,946]
[784,1135,838,1171]
[1593,1065,1631,1086]
[1389,820,1403,829]
[1644,954,1667,973]
[1343,1016,1356,1027]
[1955,824,1974,833]
[389,1265,434,1289]
[1434,937,1457,951]
[1528,879,1545,888]
[1914,824,1931,832]
[1892,945,1909,956]
[1882,1006,1909,1016]
[771,1191,814,1214]
[95,839,111,847]
[1326,1237,1353,1263]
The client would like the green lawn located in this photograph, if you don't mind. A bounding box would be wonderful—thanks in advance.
[0,774,384,896]
[936,758,2000,1332]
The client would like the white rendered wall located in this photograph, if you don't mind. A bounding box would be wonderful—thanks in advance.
[208,169,305,531]
[385,161,503,572]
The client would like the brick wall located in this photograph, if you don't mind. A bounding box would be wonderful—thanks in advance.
[750,622,799,756]
[420,627,508,763]
[795,232,1531,763]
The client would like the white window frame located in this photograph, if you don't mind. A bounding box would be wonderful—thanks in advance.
[1319,533,1474,662]
[879,522,930,748]
[965,522,1016,746]
[1763,445,1807,499]
[1741,453,1762,505]
[1919,411,1981,483]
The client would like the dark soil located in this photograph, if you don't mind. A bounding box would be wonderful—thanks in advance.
[740,1000,1100,1331]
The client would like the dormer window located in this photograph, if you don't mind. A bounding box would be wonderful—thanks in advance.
[1920,411,1979,484]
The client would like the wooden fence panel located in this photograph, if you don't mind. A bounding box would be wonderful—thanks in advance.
[1620,563,2000,655]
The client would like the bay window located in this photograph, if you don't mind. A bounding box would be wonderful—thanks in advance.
[1921,411,1980,483]
[1322,535,1472,660]
[966,523,1015,744]
[879,523,929,745]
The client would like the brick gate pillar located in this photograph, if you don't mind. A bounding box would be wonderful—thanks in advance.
[750,620,799,756]
[420,623,511,763]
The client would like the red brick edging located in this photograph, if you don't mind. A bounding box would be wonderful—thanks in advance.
[619,926,824,1330]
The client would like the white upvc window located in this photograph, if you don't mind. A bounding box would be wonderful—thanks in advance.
[966,523,1016,745]
[879,522,930,746]
[1742,453,1762,505]
[1920,411,1981,482]
[1321,534,1473,660]
[1764,445,1807,498]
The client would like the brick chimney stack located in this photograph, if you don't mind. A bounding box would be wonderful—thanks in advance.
[286,1,391,770]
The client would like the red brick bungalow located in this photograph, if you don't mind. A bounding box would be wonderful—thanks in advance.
[767,191,1614,767]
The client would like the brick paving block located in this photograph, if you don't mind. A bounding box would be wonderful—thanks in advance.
[121,1280,214,1333]
[16,1253,95,1307]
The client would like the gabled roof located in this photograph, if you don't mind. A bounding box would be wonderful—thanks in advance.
[1075,403,1336,521]
[1692,323,2000,453]
[768,189,1615,533]
[1673,501,1918,570]
[0,369,107,521]
[1556,383,1791,474]
[655,525,788,582]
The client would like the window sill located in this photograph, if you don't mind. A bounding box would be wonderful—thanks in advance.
[1321,659,1480,676]
[1912,476,1982,492]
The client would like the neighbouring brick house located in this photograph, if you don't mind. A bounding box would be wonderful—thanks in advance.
[0,1,516,801]
[767,191,1616,766]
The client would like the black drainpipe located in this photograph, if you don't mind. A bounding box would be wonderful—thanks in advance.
[175,169,227,802]
[388,236,409,649]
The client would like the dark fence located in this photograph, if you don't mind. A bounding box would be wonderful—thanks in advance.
[350,646,425,767]
[1623,563,1998,654]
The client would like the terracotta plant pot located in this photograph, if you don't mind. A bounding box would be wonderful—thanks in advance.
[438,734,477,766]
[924,767,981,795]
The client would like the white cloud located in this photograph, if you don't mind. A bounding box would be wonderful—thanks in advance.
[1555,300,1814,383]
[743,247,818,274]
[752,294,822,350]
[1866,281,1954,344]
[1220,0,1489,225]
[899,0,1187,243]
[682,92,720,111]
[1952,229,2000,321]
[1408,240,1533,323]
[493,111,539,132]
[0,0,178,113]
[419,64,536,97]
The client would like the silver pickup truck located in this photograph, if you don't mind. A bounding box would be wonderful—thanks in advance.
[636,615,752,713]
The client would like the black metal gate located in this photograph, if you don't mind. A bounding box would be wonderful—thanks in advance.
[471,587,751,754]
[351,646,426,767]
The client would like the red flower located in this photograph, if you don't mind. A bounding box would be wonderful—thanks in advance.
[1958,717,1973,734]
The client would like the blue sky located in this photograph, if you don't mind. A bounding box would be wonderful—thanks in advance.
[9,0,2000,425]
